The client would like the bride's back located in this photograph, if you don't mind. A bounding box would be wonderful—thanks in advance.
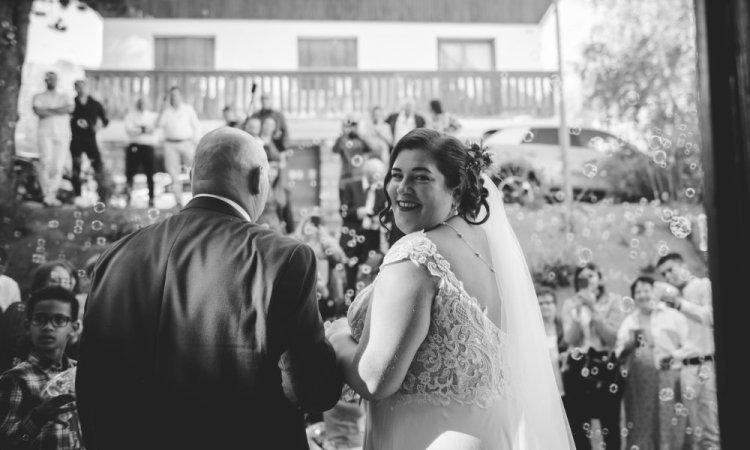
[426,218,502,327]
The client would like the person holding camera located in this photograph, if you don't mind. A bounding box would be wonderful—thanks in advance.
[560,262,626,450]
[123,97,159,207]
[656,252,720,450]
[615,275,691,450]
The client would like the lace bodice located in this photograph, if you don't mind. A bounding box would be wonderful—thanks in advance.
[347,231,506,408]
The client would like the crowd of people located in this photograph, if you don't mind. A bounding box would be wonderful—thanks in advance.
[538,256,719,450]
[1,80,721,450]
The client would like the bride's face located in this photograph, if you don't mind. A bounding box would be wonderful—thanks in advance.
[387,149,454,234]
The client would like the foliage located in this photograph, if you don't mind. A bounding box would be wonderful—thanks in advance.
[578,0,704,204]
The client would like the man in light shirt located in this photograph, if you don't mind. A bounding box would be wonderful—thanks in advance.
[156,86,201,206]
[385,98,426,144]
[124,97,159,207]
[32,71,74,207]
[656,253,720,450]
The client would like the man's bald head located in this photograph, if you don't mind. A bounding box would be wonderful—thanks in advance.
[191,127,270,220]
[192,127,266,182]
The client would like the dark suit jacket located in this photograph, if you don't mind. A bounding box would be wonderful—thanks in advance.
[339,178,387,233]
[385,112,426,138]
[76,196,342,450]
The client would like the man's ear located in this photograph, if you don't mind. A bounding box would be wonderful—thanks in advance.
[247,166,262,195]
[71,320,81,333]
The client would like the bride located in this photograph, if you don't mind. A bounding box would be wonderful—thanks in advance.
[325,128,576,450]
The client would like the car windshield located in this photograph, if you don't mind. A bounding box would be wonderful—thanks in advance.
[484,126,634,153]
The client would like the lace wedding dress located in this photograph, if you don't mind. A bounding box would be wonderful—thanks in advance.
[347,174,575,450]
[348,231,512,450]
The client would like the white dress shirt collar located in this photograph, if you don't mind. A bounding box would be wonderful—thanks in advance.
[192,194,252,222]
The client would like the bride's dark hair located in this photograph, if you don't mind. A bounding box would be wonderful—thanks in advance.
[379,128,491,242]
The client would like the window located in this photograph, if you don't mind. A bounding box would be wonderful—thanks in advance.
[438,39,495,71]
[154,37,215,70]
[298,38,357,69]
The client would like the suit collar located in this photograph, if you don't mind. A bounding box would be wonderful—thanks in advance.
[182,196,250,222]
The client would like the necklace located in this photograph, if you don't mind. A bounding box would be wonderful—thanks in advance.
[440,221,495,273]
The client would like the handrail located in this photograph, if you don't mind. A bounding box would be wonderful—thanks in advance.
[86,69,558,119]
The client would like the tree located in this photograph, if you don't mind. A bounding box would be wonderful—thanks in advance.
[0,0,33,235]
[579,0,703,203]
[0,0,134,242]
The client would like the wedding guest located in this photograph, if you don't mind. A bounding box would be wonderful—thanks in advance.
[333,116,374,187]
[0,286,83,449]
[77,127,342,450]
[385,97,426,144]
[222,103,244,128]
[426,99,462,135]
[70,79,110,205]
[123,97,159,207]
[32,71,74,207]
[615,275,690,450]
[0,248,21,313]
[338,158,386,291]
[249,92,289,152]
[0,261,81,374]
[359,105,393,164]
[259,116,282,159]
[292,214,348,326]
[561,262,626,450]
[256,144,294,234]
[325,128,574,449]
[242,116,262,137]
[537,287,567,397]
[656,253,720,450]
[156,86,201,207]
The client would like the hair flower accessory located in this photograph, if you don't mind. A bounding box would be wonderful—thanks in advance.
[466,142,493,173]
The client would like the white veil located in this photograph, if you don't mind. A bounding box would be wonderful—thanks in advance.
[479,174,576,449]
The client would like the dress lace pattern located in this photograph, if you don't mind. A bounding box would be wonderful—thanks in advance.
[347,231,506,408]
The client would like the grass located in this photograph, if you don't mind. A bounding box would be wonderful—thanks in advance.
[1,198,707,300]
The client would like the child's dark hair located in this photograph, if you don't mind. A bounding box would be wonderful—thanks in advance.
[26,286,79,321]
[656,252,684,268]
[630,275,655,298]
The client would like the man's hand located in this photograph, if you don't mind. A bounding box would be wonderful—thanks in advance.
[29,393,77,427]
[356,207,368,220]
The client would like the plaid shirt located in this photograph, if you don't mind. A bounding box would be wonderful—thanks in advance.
[0,354,84,449]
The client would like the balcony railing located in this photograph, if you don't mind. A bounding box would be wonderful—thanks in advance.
[85,70,558,120]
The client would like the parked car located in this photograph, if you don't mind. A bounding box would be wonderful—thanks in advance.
[482,125,638,202]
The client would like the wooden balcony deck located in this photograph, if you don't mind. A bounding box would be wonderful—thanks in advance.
[85,69,558,119]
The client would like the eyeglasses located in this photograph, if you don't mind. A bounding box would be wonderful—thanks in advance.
[30,313,72,328]
[538,300,555,305]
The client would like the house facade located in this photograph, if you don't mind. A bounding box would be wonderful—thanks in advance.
[88,0,560,121]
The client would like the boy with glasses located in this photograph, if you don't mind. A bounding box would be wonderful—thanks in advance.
[0,286,83,449]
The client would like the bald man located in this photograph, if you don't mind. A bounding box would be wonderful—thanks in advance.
[77,127,342,450]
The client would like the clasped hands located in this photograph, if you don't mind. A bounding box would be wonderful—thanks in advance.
[324,317,352,343]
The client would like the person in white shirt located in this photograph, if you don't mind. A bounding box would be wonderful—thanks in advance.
[32,71,74,207]
[124,97,160,207]
[156,86,201,206]
[615,275,691,450]
[0,248,21,313]
[385,98,426,144]
[656,253,720,450]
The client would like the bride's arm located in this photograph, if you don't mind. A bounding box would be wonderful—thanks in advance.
[328,261,435,401]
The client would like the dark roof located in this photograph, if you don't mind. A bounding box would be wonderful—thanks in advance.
[95,0,552,24]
